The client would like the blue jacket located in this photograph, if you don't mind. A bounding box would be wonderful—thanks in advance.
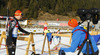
[60,26,98,54]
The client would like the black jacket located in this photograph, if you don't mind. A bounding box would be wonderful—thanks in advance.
[7,17,30,37]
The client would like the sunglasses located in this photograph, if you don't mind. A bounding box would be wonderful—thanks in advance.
[15,13,23,16]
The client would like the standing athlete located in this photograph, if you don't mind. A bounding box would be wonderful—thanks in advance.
[44,20,48,31]
[6,10,30,55]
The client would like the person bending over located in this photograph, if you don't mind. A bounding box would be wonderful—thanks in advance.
[57,19,99,55]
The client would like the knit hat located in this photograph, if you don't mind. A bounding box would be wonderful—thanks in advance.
[68,19,78,27]
[14,10,22,16]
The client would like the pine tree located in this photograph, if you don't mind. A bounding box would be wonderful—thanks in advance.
[55,0,65,15]
[28,0,39,19]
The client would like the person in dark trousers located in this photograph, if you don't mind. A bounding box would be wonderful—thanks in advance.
[57,19,99,55]
[6,10,30,55]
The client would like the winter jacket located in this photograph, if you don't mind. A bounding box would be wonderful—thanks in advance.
[7,17,30,38]
[60,26,98,54]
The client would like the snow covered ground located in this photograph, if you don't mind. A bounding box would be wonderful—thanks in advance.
[0,34,79,55]
[0,28,100,55]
